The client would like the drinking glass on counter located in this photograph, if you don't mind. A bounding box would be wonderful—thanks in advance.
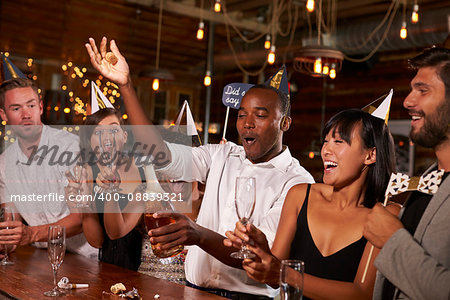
[0,206,16,265]
[280,260,304,300]
[44,225,66,297]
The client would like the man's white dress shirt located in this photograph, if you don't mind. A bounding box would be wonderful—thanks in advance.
[0,125,97,259]
[157,141,314,297]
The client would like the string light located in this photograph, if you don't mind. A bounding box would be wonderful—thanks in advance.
[313,57,322,74]
[268,45,276,64]
[122,114,128,120]
[329,64,336,79]
[264,35,271,50]
[411,4,419,23]
[400,21,407,39]
[204,71,211,86]
[64,108,71,114]
[322,65,329,75]
[152,78,160,91]
[197,21,205,40]
[214,0,221,13]
[306,0,315,12]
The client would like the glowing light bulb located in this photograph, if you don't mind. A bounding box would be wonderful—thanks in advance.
[322,65,329,75]
[400,21,407,39]
[314,57,322,74]
[197,22,205,40]
[268,45,276,64]
[306,0,315,12]
[122,114,128,120]
[411,4,419,23]
[308,151,315,159]
[64,108,71,114]
[152,78,160,91]
[329,68,336,79]
[204,71,211,86]
[214,0,221,12]
[264,35,271,50]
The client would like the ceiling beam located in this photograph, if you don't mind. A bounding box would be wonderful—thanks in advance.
[126,0,269,33]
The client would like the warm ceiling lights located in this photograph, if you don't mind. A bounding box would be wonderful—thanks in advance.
[294,46,344,79]
[306,0,315,13]
[267,45,276,64]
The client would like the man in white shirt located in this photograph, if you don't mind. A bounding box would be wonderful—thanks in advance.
[0,77,97,259]
[86,37,314,298]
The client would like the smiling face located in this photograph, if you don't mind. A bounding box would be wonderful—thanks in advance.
[89,114,128,163]
[0,87,43,140]
[321,124,374,188]
[236,87,286,163]
[404,66,450,148]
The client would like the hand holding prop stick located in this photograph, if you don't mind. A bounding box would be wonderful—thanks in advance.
[360,170,445,283]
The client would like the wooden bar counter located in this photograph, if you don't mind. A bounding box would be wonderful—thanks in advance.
[0,246,224,299]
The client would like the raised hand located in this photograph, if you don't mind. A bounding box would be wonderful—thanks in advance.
[85,37,130,86]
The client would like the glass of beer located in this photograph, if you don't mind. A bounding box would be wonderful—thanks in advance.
[144,201,184,258]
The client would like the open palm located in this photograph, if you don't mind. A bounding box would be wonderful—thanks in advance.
[85,37,130,86]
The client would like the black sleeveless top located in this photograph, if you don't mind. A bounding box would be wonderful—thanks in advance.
[92,163,144,271]
[290,184,367,286]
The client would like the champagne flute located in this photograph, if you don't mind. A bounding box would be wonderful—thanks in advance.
[230,177,256,259]
[44,225,66,297]
[0,206,16,265]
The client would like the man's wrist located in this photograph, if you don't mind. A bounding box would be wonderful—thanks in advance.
[118,77,132,89]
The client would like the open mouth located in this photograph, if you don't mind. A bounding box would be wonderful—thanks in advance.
[324,160,338,171]
[103,140,113,151]
[243,137,256,145]
[409,111,424,125]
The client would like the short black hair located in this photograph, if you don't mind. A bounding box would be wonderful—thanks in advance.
[409,47,450,101]
[0,78,39,109]
[322,109,396,208]
[249,84,290,117]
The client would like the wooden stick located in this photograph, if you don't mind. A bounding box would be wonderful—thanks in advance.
[222,106,230,140]
[361,194,389,283]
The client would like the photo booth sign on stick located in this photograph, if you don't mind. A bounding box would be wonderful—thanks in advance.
[221,83,253,140]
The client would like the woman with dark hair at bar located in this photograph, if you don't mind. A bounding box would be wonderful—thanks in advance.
[65,108,144,271]
[225,109,399,299]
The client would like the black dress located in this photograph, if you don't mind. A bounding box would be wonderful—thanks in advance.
[92,163,144,271]
[289,184,367,298]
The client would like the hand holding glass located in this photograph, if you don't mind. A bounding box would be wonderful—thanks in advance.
[280,260,304,300]
[230,177,256,259]
[0,206,16,265]
[44,225,66,297]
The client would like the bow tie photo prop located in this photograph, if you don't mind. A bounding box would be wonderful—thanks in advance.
[385,170,445,197]
[361,169,445,283]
